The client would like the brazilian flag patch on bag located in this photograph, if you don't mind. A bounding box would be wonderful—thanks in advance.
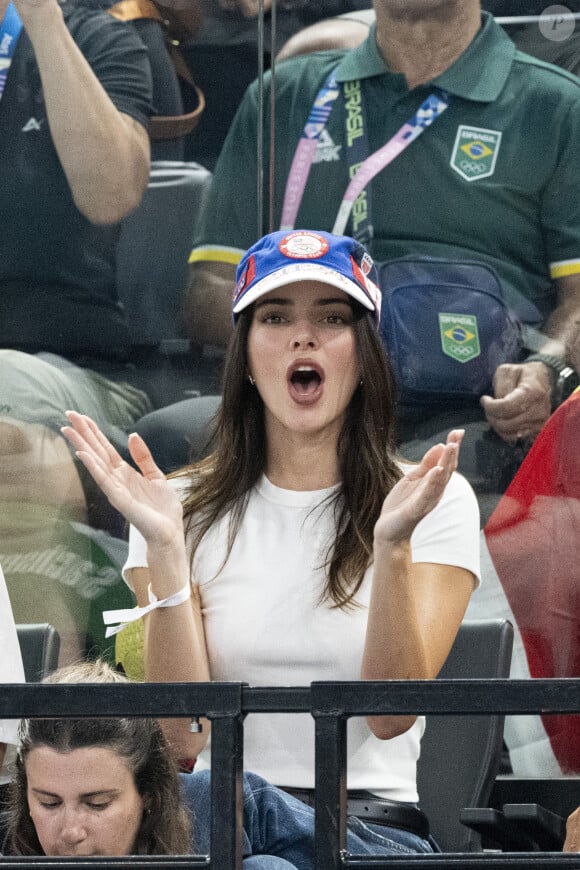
[439,313,481,363]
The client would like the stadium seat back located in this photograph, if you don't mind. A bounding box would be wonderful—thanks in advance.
[16,623,60,683]
[417,618,514,851]
[116,161,212,348]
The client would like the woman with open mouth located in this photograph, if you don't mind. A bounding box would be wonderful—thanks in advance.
[61,229,480,861]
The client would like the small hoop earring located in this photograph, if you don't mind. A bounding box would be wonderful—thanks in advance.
[248,374,255,386]
[359,378,364,387]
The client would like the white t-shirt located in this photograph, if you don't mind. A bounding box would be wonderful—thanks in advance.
[125,467,480,802]
[0,564,25,784]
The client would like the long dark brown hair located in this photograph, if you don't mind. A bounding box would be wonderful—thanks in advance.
[5,660,192,856]
[179,303,402,609]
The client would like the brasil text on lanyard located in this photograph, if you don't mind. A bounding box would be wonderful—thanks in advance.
[280,68,449,247]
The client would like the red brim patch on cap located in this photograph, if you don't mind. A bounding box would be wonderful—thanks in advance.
[233,254,256,304]
[350,256,367,293]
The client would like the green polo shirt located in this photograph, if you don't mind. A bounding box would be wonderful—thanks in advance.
[192,12,580,322]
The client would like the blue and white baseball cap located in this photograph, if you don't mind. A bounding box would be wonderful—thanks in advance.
[232,230,381,326]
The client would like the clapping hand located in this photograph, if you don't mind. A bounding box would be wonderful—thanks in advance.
[61,412,184,550]
[374,430,463,546]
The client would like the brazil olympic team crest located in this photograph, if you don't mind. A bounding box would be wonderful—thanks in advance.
[439,313,481,363]
[450,125,502,182]
[279,231,329,260]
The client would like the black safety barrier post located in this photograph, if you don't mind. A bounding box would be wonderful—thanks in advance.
[313,712,348,870]
[208,692,245,870]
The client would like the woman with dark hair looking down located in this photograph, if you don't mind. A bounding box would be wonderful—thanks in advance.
[2,660,309,867]
[3,660,191,857]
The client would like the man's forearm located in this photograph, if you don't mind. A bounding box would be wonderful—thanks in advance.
[186,261,237,349]
[538,274,580,370]
[18,0,150,224]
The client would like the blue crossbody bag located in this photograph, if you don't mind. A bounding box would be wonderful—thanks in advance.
[376,256,523,406]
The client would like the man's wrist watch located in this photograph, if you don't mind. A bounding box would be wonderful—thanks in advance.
[525,353,579,411]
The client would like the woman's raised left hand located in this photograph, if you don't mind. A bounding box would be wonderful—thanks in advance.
[61,411,184,550]
[374,429,464,546]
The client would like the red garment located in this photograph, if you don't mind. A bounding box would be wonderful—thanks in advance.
[484,389,580,772]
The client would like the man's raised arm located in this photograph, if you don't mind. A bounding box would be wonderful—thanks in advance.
[9,0,151,224]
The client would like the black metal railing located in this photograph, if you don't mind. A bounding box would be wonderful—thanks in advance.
[0,679,579,869]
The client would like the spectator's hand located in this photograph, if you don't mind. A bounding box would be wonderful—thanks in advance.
[61,411,184,550]
[567,328,580,374]
[564,807,580,852]
[374,429,463,546]
[480,361,551,444]
[218,0,272,17]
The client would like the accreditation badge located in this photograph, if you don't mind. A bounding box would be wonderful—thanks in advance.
[450,125,502,182]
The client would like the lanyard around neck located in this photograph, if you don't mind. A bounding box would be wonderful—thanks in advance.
[279,69,340,233]
[280,68,449,245]
[0,2,23,102]
[333,88,449,240]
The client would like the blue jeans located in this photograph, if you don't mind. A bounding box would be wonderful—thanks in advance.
[180,770,433,870]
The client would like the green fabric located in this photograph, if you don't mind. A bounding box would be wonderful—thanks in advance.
[0,504,134,664]
[195,12,580,323]
[0,350,151,440]
[115,619,145,682]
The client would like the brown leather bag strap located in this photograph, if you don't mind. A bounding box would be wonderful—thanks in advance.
[107,0,205,141]
[149,82,205,140]
[168,40,194,87]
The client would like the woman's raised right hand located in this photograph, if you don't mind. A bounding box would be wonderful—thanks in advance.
[61,411,184,549]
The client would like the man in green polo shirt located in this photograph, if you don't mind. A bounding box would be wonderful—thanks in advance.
[144,0,580,502]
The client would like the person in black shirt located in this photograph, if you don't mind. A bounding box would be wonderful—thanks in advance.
[0,0,153,661]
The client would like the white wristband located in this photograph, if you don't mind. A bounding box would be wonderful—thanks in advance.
[103,583,191,638]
